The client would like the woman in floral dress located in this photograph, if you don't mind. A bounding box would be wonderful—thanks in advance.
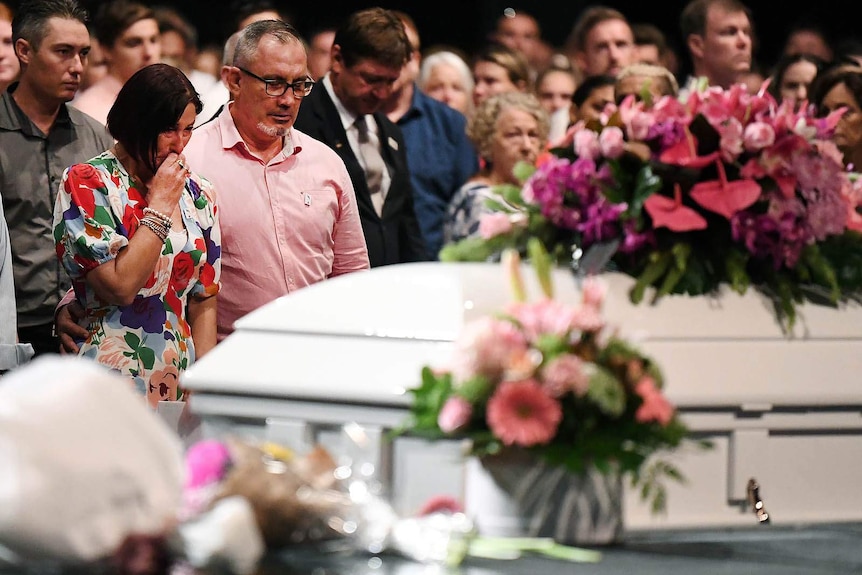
[53,63,220,407]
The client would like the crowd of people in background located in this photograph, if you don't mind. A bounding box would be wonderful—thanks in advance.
[3,0,862,405]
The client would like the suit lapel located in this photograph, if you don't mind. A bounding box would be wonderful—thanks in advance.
[309,89,380,219]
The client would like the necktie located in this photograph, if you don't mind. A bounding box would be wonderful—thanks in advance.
[355,115,387,216]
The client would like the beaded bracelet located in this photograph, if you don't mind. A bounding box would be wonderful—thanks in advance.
[139,216,169,242]
[143,207,172,228]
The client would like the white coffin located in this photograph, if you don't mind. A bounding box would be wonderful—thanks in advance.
[182,262,862,531]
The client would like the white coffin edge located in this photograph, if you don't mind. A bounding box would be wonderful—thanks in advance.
[183,262,862,408]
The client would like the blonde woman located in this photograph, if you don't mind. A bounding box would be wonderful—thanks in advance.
[444,92,549,244]
[471,42,531,108]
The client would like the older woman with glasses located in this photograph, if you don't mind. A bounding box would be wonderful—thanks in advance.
[53,63,221,407]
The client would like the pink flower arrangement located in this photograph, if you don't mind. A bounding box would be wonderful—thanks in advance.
[402,247,691,509]
[441,84,862,328]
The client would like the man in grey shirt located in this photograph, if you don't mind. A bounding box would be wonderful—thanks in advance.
[0,0,113,355]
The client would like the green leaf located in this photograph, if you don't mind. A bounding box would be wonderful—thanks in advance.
[512,160,536,183]
[630,251,672,304]
[586,365,626,417]
[138,346,156,370]
[654,243,690,300]
[630,164,663,216]
[92,205,116,228]
[534,333,569,359]
[439,237,498,262]
[492,184,526,207]
[725,249,750,294]
[124,332,141,349]
[801,244,840,302]
[459,375,494,403]
[527,237,554,298]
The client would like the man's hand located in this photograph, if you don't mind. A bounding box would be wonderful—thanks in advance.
[55,301,88,354]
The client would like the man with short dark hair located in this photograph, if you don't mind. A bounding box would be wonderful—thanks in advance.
[565,6,635,79]
[294,7,428,267]
[0,0,112,356]
[679,0,754,96]
[382,11,477,259]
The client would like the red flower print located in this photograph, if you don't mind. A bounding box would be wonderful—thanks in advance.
[198,262,215,287]
[171,251,195,289]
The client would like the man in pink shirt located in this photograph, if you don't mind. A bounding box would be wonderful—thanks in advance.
[57,19,368,346]
[183,20,368,340]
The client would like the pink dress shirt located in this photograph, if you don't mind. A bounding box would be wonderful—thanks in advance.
[184,106,369,340]
[70,74,124,126]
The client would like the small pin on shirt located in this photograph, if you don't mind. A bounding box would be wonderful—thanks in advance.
[304,193,312,206]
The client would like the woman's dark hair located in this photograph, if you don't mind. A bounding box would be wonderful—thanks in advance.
[572,74,615,107]
[809,63,862,115]
[107,63,202,176]
[766,52,827,102]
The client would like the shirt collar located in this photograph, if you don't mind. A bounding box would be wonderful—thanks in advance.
[0,84,75,135]
[322,73,362,131]
[218,102,302,159]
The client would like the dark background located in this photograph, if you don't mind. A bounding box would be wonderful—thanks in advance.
[9,1,859,76]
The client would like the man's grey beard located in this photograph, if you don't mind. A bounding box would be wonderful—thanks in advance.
[257,122,288,137]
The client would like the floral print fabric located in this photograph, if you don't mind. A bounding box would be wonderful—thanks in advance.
[445,181,494,244]
[53,151,221,407]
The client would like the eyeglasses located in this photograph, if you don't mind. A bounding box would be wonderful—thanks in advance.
[237,67,315,98]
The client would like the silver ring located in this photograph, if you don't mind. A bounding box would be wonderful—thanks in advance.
[177,159,186,170]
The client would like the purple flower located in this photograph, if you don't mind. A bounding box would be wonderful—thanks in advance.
[732,205,812,269]
[120,294,167,333]
[203,226,221,265]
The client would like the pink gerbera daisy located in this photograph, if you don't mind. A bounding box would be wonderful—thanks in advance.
[486,379,562,446]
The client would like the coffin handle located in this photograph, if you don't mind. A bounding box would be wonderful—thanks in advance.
[747,478,770,524]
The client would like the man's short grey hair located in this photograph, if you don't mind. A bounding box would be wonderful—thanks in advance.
[222,30,241,66]
[232,19,304,69]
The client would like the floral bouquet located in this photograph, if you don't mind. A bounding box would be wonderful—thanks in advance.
[398,243,693,513]
[441,84,862,328]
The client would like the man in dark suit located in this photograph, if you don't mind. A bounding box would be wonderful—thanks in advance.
[294,7,428,267]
